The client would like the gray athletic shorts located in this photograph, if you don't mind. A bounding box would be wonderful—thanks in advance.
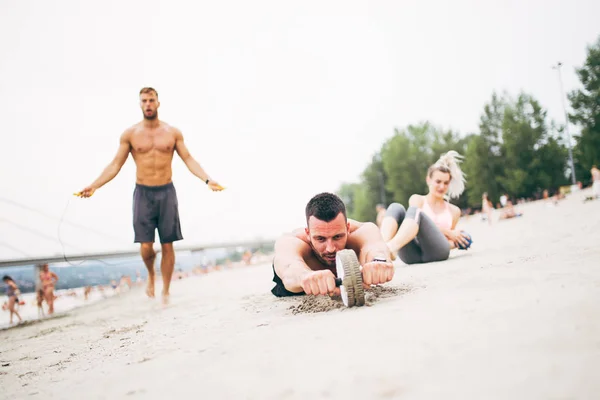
[132,182,183,244]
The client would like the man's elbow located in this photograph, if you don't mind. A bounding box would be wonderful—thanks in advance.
[281,277,303,293]
[182,155,195,166]
[107,163,122,176]
[275,262,304,293]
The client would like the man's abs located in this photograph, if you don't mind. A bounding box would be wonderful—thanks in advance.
[129,124,177,186]
[132,152,175,185]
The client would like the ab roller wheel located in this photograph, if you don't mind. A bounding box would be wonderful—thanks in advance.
[334,249,365,307]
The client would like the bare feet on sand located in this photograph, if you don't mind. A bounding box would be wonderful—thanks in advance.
[161,292,170,307]
[146,277,155,298]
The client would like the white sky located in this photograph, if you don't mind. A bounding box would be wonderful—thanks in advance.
[1,0,599,260]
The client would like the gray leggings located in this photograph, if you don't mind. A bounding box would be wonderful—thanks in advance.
[385,203,450,265]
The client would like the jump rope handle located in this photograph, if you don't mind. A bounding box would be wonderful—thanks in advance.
[73,191,94,198]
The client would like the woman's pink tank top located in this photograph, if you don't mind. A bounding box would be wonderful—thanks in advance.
[421,200,453,230]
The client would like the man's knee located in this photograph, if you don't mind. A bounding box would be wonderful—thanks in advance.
[385,203,406,223]
[161,242,174,254]
[140,242,156,261]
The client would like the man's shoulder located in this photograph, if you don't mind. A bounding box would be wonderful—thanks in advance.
[159,121,181,135]
[275,229,310,249]
[125,123,143,135]
[279,228,309,242]
[274,230,311,260]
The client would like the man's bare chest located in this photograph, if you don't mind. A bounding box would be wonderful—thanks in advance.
[131,131,176,154]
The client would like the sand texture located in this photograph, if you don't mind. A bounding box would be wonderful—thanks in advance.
[1,191,599,399]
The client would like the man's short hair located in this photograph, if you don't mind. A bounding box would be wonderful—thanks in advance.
[139,87,158,98]
[305,192,347,224]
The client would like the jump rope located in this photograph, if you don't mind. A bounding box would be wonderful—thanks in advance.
[6,182,225,268]
[63,183,225,267]
[57,192,120,267]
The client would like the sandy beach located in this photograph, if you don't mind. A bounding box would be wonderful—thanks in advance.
[1,190,599,399]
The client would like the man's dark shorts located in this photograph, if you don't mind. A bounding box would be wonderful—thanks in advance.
[133,182,183,244]
[271,264,305,297]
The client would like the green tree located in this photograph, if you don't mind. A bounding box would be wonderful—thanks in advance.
[533,125,569,191]
[464,92,568,205]
[380,122,467,207]
[499,93,549,197]
[337,182,361,219]
[463,93,505,206]
[339,122,471,220]
[569,35,600,184]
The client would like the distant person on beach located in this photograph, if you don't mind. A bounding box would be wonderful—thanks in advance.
[77,87,224,305]
[499,200,523,220]
[271,192,394,297]
[119,275,132,290]
[40,264,59,315]
[135,270,144,286]
[36,286,45,317]
[380,151,472,265]
[481,192,494,225]
[592,166,600,199]
[3,276,23,324]
[500,193,508,208]
[375,204,387,227]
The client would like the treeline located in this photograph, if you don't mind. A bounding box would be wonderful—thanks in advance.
[338,36,600,222]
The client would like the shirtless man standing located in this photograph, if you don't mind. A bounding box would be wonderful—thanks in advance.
[78,87,223,303]
[272,192,394,297]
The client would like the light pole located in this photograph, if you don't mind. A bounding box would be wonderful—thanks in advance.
[552,61,577,185]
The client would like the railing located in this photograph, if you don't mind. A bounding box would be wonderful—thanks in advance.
[0,239,276,268]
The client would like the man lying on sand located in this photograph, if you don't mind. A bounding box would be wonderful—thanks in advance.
[271,192,394,297]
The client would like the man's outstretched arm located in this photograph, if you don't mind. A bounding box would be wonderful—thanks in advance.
[80,131,131,197]
[174,129,223,190]
[273,234,312,293]
[346,221,395,285]
[346,221,391,264]
[273,234,339,295]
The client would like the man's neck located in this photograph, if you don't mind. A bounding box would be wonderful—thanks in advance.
[142,118,160,128]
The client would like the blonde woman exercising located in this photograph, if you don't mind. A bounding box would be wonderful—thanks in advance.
[380,151,472,264]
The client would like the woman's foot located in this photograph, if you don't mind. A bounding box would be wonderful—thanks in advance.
[386,243,398,261]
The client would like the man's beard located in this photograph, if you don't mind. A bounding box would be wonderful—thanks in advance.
[143,111,157,120]
[310,243,337,267]
[318,253,337,268]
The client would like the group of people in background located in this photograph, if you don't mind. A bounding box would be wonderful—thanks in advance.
[2,263,59,325]
[2,250,267,325]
